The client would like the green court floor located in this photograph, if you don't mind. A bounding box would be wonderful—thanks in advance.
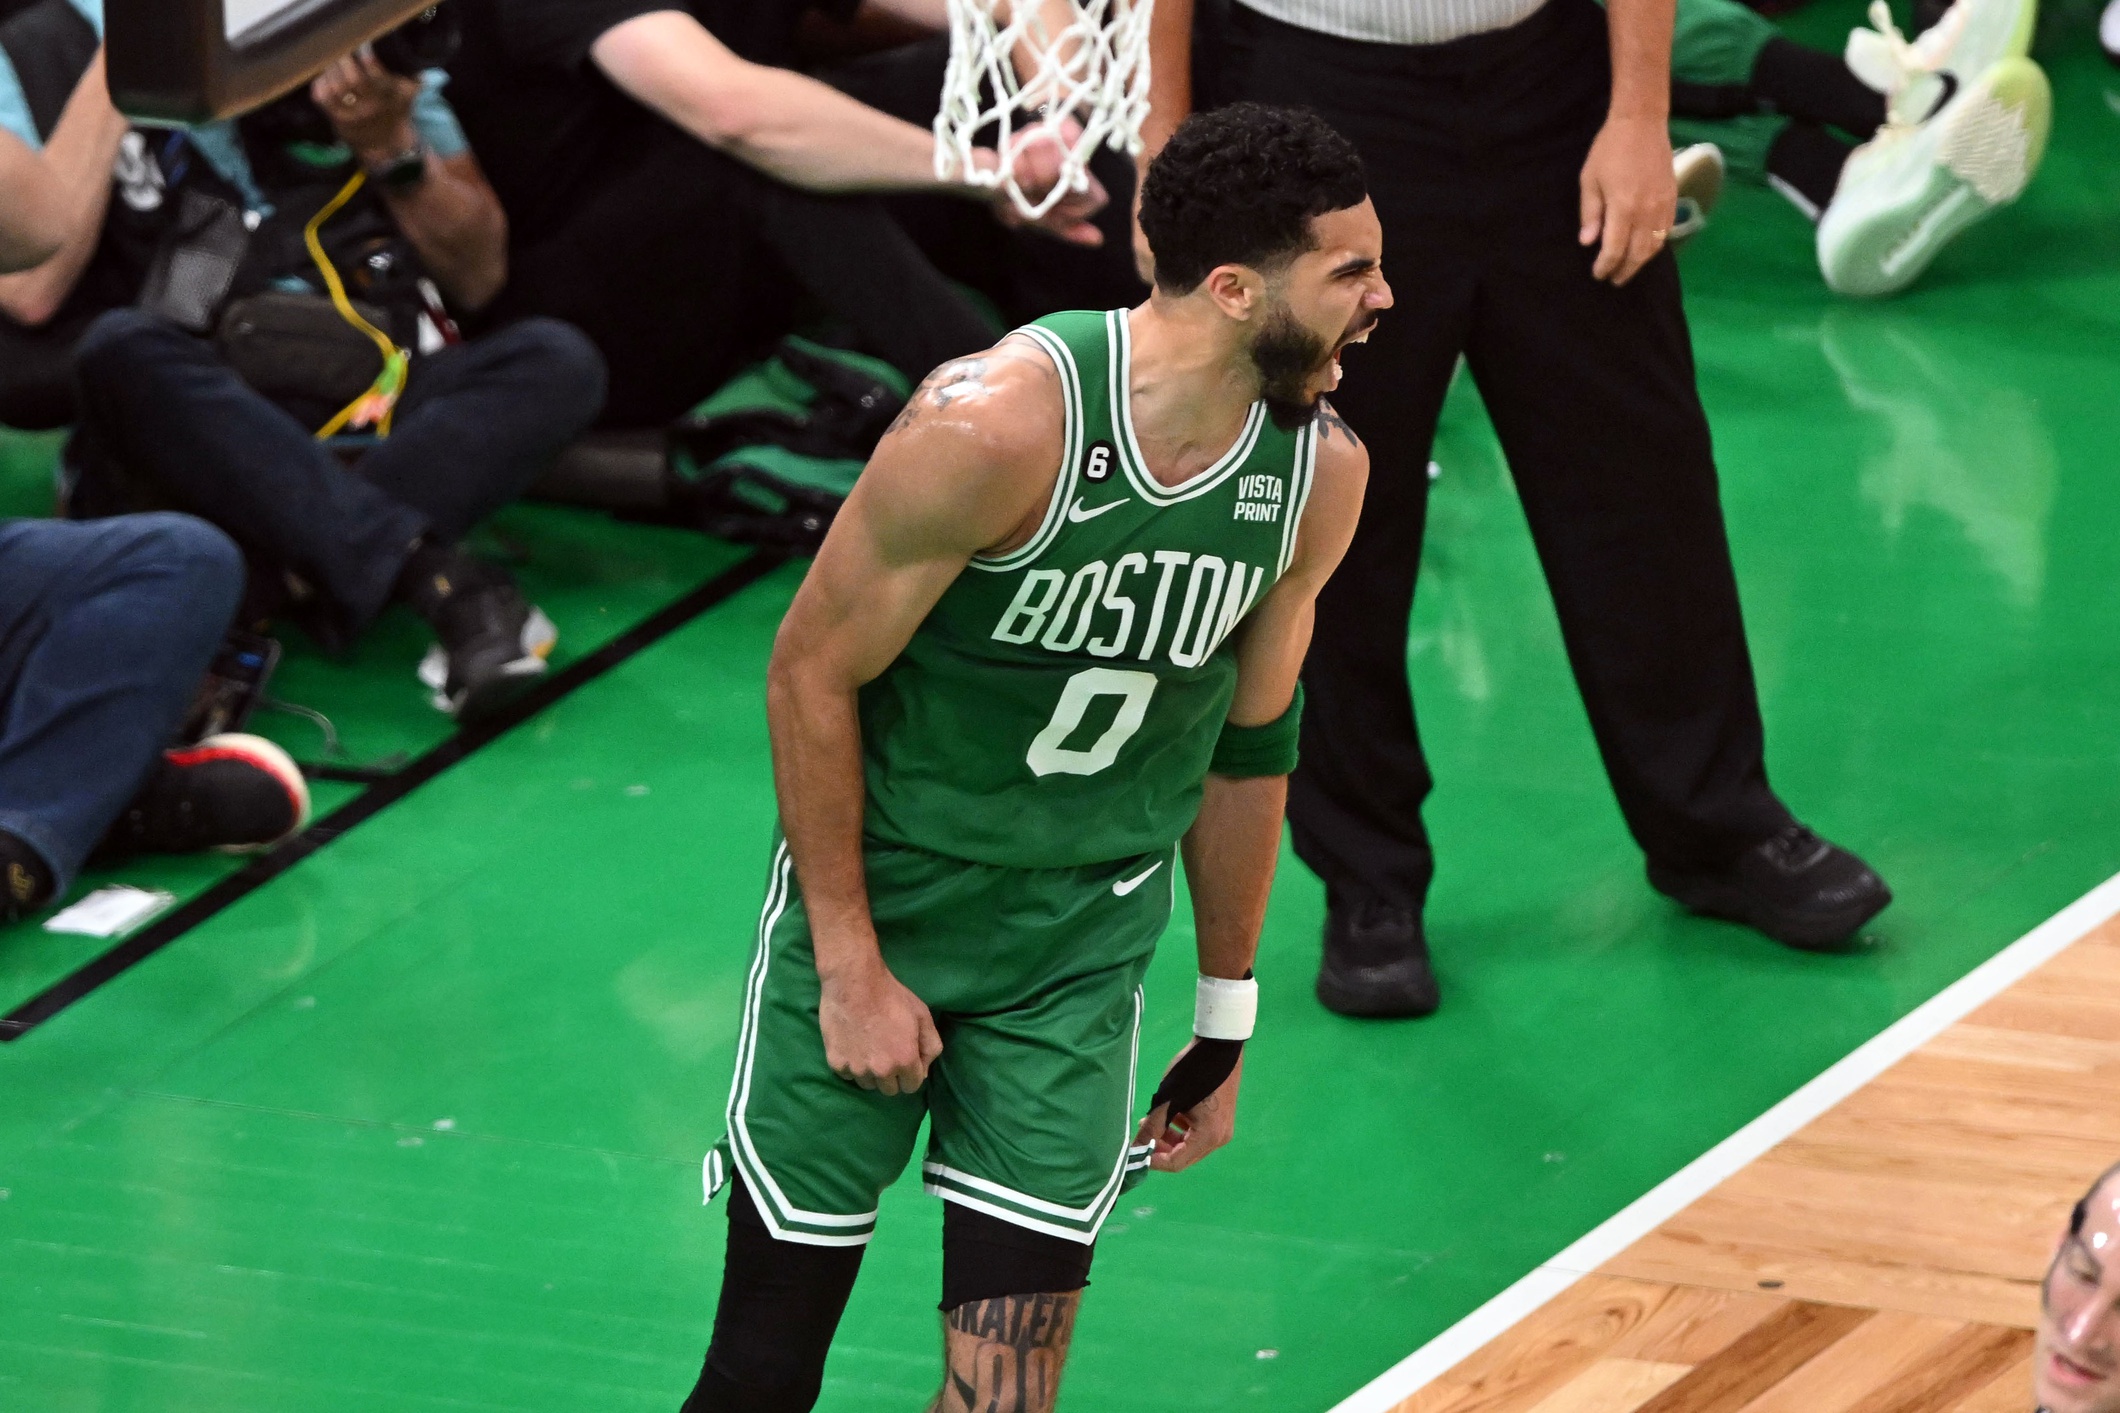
[5,9,2120,1410]
[0,496,752,1019]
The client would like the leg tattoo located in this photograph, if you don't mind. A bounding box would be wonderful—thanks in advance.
[929,1291,1082,1413]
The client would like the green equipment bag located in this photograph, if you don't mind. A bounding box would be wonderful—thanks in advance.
[666,337,910,553]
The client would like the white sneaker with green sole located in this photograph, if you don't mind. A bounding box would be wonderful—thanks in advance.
[1816,54,2050,297]
[1844,0,2039,120]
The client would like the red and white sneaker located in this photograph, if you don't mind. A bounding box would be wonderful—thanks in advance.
[109,733,312,856]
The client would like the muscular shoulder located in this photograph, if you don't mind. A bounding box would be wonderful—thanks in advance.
[1307,400,1368,531]
[883,338,1065,466]
[856,337,1068,561]
[1286,400,1368,588]
[1311,398,1368,473]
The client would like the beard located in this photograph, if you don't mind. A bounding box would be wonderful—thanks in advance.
[1248,303,1333,432]
[1248,302,1380,432]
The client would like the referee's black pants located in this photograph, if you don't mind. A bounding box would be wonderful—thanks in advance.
[1215,0,1794,913]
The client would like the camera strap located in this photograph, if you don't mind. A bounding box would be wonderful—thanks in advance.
[301,172,410,439]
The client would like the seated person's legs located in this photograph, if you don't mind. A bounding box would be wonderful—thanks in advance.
[73,309,429,629]
[0,307,97,430]
[487,128,993,429]
[1669,0,1884,216]
[1667,0,2046,294]
[358,317,607,544]
[450,3,1116,431]
[0,513,303,917]
[481,130,784,430]
[345,316,606,712]
[71,308,596,719]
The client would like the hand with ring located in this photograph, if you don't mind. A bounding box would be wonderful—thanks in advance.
[310,49,422,164]
[1577,113,1678,286]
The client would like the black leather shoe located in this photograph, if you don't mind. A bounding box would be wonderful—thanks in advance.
[1317,899,1441,1018]
[1648,824,1891,951]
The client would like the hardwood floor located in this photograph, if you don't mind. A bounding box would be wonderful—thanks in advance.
[1388,918,2120,1413]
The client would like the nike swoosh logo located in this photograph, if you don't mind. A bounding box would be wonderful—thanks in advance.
[1113,860,1164,896]
[1067,496,1129,524]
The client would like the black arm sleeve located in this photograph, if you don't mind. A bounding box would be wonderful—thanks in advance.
[1148,1037,1244,1119]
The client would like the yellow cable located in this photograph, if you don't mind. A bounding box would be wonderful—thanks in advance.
[304,172,410,439]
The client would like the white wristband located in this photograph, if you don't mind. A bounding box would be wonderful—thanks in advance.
[1195,974,1258,1041]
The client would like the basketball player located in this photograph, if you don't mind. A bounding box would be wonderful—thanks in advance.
[2037,1162,2120,1413]
[679,103,1386,1413]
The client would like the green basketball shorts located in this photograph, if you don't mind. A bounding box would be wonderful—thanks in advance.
[705,836,1176,1246]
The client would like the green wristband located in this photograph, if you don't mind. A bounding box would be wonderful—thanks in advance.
[1209,682,1304,778]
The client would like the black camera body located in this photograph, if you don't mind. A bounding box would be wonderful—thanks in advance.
[368,3,461,76]
[238,0,458,165]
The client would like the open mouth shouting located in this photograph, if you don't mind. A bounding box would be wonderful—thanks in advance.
[1328,312,1380,389]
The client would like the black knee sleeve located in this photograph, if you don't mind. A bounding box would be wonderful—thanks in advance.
[680,1175,865,1413]
[940,1200,1096,1311]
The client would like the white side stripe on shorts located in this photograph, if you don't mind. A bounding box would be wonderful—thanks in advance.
[724,844,879,1245]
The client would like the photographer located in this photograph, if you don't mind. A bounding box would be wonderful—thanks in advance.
[0,13,130,428]
[0,64,308,923]
[0,1,606,718]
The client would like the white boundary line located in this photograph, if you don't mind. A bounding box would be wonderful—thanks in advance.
[1329,869,2120,1413]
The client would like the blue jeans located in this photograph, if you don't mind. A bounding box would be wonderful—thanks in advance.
[0,514,243,893]
[71,311,606,635]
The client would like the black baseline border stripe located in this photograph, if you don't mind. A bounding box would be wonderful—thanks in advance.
[1,549,788,1043]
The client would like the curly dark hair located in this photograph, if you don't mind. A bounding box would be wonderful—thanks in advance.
[1138,103,1368,295]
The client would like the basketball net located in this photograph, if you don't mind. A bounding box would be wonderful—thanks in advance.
[933,0,1155,220]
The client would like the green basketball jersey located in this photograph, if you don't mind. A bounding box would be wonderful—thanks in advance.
[858,309,1320,870]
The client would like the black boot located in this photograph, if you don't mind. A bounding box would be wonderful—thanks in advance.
[1648,824,1891,952]
[1316,899,1440,1019]
[398,541,556,722]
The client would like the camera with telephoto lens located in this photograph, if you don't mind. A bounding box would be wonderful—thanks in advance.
[239,2,458,182]
[368,3,461,77]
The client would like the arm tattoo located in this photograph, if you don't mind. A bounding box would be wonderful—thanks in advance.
[1313,399,1362,448]
[887,357,991,437]
[933,1291,1081,1413]
[885,344,1058,439]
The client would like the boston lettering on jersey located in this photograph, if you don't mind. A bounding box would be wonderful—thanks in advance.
[991,551,1267,668]
[858,309,1318,871]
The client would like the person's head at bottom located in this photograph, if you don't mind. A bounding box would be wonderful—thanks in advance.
[1138,102,1391,431]
[2038,1162,2120,1413]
